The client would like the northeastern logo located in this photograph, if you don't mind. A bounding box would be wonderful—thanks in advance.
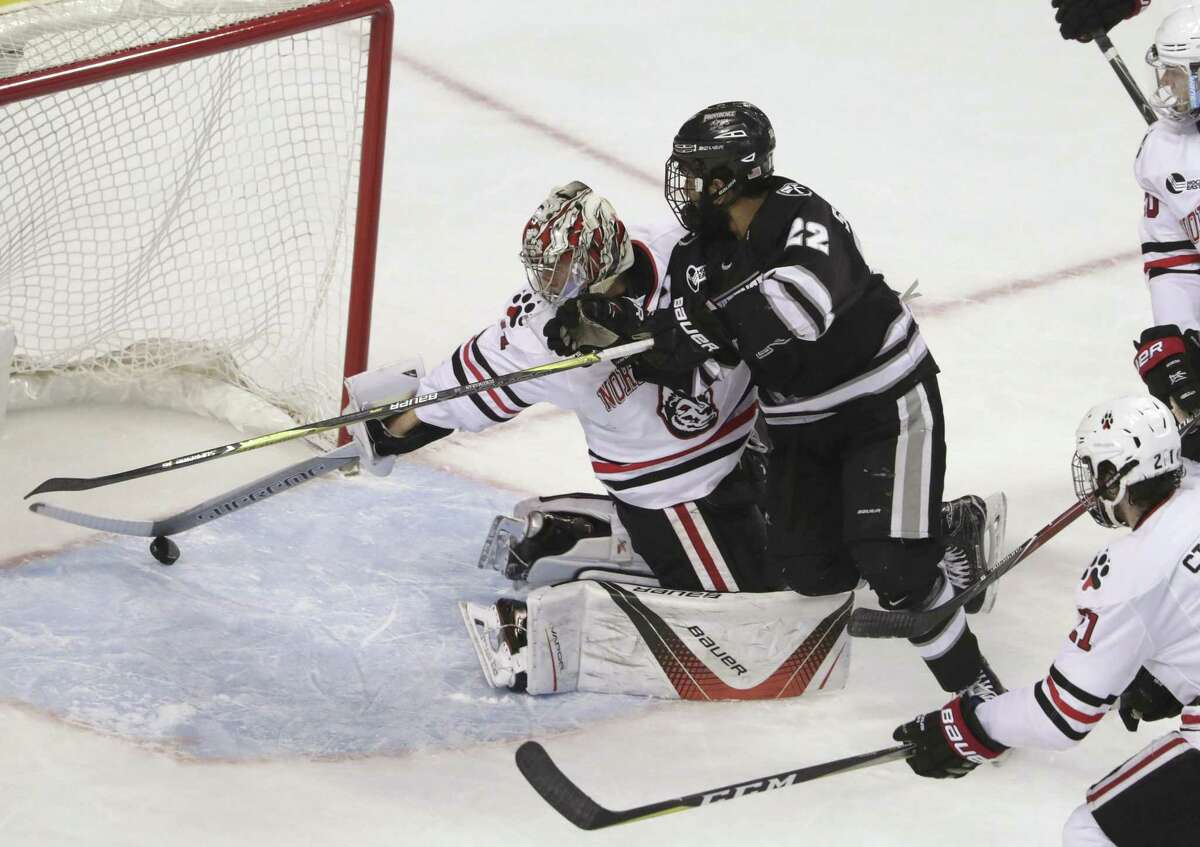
[1081,551,1110,591]
[657,386,718,438]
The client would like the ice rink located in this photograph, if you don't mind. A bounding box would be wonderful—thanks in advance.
[0,1,1184,844]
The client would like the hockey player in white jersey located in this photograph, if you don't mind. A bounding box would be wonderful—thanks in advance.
[1133,5,1200,459]
[893,395,1200,846]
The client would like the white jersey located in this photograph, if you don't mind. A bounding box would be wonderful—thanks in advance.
[1135,119,1200,331]
[977,477,1200,752]
[414,221,759,510]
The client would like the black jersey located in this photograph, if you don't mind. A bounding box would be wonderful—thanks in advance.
[664,176,936,423]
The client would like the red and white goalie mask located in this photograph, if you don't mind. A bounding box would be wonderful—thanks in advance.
[519,181,633,305]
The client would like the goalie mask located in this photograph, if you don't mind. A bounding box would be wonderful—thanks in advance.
[1071,395,1181,527]
[519,181,633,305]
[1147,5,1200,122]
[665,101,775,232]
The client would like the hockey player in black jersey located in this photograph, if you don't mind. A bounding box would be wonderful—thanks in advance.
[553,102,1003,698]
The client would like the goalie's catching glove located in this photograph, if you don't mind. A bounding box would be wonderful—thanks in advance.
[892,696,1007,779]
[1052,0,1149,42]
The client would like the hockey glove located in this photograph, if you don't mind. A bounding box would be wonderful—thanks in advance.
[1052,0,1148,42]
[543,294,652,356]
[635,293,740,374]
[1133,325,1200,419]
[892,696,1007,779]
[1118,666,1184,733]
[365,416,452,457]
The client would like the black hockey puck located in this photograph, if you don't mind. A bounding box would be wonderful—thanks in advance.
[150,535,180,566]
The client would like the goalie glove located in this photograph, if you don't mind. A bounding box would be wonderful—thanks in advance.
[1133,325,1200,419]
[892,696,1007,779]
[543,294,652,355]
[1051,0,1149,42]
[1118,666,1184,732]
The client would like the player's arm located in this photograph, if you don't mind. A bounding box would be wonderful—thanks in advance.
[1052,0,1151,42]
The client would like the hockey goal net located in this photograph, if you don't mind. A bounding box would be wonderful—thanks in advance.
[0,0,392,446]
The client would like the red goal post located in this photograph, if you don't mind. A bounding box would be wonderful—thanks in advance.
[0,0,393,446]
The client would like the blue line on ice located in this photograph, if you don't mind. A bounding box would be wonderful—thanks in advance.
[0,463,650,759]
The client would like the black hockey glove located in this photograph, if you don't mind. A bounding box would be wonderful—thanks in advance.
[892,696,1008,779]
[365,417,452,456]
[1118,667,1184,732]
[543,294,651,356]
[1133,325,1200,418]
[1052,0,1148,42]
[635,293,740,374]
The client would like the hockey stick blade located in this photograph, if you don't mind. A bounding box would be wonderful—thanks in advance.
[515,741,913,830]
[25,338,654,498]
[28,444,358,537]
[1094,33,1157,126]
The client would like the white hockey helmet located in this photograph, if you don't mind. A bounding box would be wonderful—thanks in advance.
[1147,5,1200,122]
[519,181,633,305]
[1071,395,1182,527]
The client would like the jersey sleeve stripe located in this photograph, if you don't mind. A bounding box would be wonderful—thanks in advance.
[1034,680,1092,741]
[1144,254,1200,272]
[450,348,506,423]
[1148,266,1200,280]
[767,265,833,335]
[590,402,758,473]
[460,336,518,417]
[1141,239,1196,253]
[1045,677,1105,724]
[468,337,532,408]
[1049,665,1116,708]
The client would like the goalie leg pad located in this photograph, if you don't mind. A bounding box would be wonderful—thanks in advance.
[520,580,853,699]
[343,357,425,477]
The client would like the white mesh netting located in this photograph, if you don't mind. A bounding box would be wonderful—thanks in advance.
[0,0,382,444]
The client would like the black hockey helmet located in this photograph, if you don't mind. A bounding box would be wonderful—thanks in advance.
[665,101,775,231]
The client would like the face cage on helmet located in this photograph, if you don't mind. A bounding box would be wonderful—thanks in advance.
[519,247,593,306]
[1147,45,1200,121]
[1070,453,1141,528]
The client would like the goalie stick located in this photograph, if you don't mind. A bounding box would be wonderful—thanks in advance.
[28,443,358,537]
[1094,32,1156,126]
[514,740,912,831]
[25,338,654,498]
[850,416,1200,639]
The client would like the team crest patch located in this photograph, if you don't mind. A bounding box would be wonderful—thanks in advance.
[776,182,812,197]
[657,386,718,439]
[505,291,537,328]
[1101,412,1114,430]
[1081,551,1111,591]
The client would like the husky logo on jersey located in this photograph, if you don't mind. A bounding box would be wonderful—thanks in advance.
[776,182,812,197]
[1081,551,1111,591]
[658,386,718,439]
[685,264,707,292]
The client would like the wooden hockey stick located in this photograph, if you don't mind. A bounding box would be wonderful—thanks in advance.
[1094,32,1157,126]
[28,443,358,537]
[25,338,654,498]
[515,740,912,831]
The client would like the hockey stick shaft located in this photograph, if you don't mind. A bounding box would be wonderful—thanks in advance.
[25,338,654,498]
[1095,32,1157,126]
[28,443,358,537]
[850,416,1200,638]
[515,740,912,831]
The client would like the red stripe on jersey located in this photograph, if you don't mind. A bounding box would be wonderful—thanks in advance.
[461,335,517,416]
[1143,253,1200,272]
[1046,677,1104,725]
[1181,712,1200,725]
[1086,736,1188,804]
[591,402,758,474]
[671,504,729,591]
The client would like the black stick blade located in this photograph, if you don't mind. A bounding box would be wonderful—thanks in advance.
[515,742,619,830]
[25,476,101,498]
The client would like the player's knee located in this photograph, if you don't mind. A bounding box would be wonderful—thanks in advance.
[848,538,944,610]
[1062,804,1114,847]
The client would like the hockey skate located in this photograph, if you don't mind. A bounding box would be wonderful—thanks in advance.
[459,598,529,692]
[940,492,1007,615]
[476,494,657,586]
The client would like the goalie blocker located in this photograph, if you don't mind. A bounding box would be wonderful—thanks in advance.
[461,581,852,699]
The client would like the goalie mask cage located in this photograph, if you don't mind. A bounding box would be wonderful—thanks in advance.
[0,0,392,446]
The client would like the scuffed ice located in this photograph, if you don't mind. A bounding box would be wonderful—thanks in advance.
[0,463,650,758]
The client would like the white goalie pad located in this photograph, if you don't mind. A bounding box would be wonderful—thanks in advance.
[477,493,657,586]
[521,581,853,699]
[343,357,425,477]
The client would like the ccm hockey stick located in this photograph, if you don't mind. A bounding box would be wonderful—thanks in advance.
[25,338,654,498]
[28,443,358,537]
[1094,32,1157,126]
[850,416,1200,639]
[515,740,912,831]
